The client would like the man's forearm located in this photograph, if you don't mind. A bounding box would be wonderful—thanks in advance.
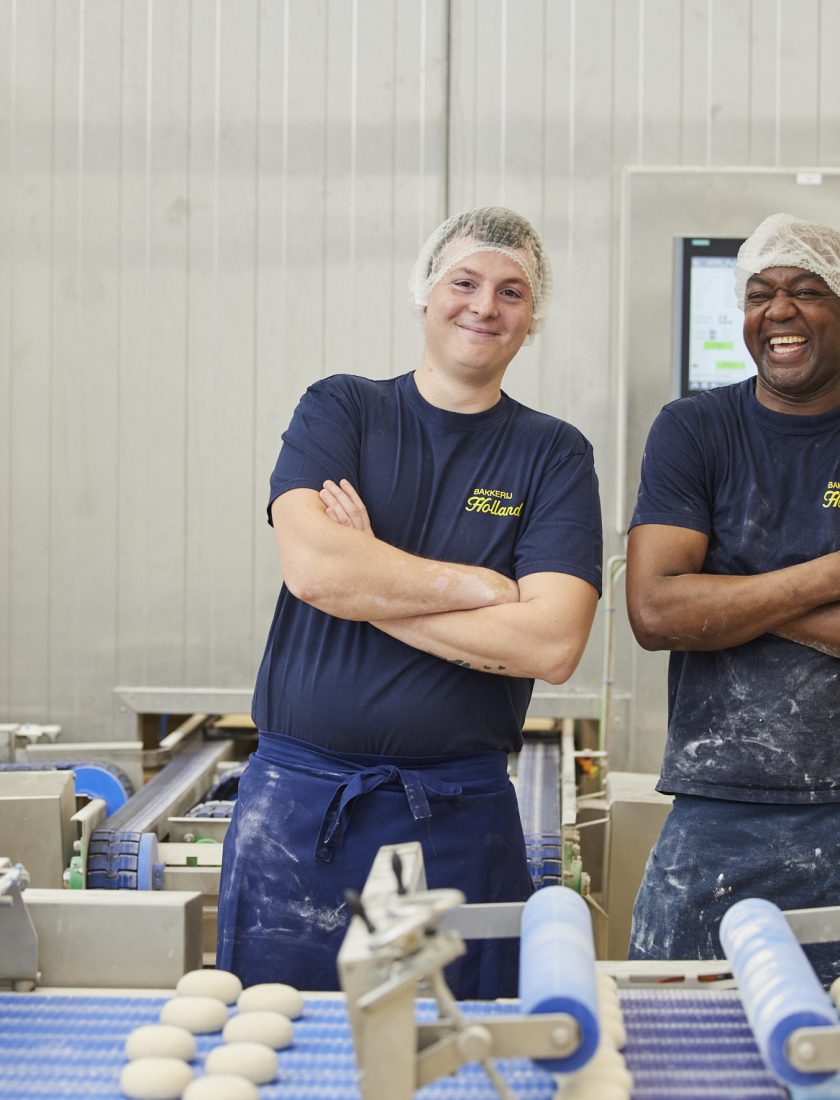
[773,601,840,658]
[372,578,597,684]
[295,538,519,621]
[630,551,840,652]
[274,488,519,621]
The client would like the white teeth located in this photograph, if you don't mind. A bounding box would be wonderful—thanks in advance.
[769,335,806,346]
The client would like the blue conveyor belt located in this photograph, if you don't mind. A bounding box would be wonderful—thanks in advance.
[0,990,801,1099]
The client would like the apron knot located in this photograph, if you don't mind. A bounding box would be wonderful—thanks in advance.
[315,765,462,862]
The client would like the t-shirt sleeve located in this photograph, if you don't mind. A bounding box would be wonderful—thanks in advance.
[266,377,362,523]
[514,439,603,595]
[629,404,712,535]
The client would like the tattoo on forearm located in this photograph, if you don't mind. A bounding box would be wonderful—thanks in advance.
[425,649,507,673]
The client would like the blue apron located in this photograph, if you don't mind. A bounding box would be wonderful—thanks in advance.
[216,731,533,999]
[629,794,840,987]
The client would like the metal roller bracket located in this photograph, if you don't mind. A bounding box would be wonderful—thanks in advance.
[0,861,39,990]
[786,1026,840,1074]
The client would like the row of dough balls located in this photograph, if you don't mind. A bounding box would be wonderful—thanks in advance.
[120,970,303,1100]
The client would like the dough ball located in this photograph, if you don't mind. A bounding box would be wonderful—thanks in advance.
[182,1076,259,1100]
[236,982,303,1019]
[119,1056,194,1099]
[204,1041,278,1084]
[602,1018,627,1049]
[831,975,840,1009]
[176,968,243,1005]
[558,1044,633,1100]
[596,972,618,992]
[124,1024,197,1062]
[223,1010,293,1049]
[159,995,228,1034]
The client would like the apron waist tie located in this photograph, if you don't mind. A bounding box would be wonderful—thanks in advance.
[315,765,463,862]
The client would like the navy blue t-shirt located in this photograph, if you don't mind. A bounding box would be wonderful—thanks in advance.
[631,379,840,803]
[252,371,603,756]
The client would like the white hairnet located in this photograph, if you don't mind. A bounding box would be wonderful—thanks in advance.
[409,207,553,340]
[735,212,840,308]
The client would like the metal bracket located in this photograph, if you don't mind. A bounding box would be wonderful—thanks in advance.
[338,842,586,1100]
[786,1025,840,1073]
[0,861,39,990]
[67,797,108,887]
[783,905,840,945]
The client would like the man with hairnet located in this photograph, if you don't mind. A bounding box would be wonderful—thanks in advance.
[627,213,840,984]
[216,207,603,998]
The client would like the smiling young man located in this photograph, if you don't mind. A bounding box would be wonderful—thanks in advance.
[625,213,840,984]
[216,208,603,999]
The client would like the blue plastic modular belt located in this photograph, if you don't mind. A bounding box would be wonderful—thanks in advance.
[185,799,236,819]
[0,989,794,1100]
[516,740,562,888]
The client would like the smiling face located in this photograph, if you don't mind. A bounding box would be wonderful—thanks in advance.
[743,266,840,414]
[421,242,535,383]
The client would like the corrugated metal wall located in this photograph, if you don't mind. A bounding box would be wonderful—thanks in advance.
[2,0,839,764]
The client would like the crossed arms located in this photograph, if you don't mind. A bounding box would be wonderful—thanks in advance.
[272,480,598,684]
[627,524,840,658]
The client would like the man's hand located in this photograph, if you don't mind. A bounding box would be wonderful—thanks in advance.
[319,479,374,537]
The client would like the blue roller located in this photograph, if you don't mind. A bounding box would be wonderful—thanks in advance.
[72,764,130,816]
[518,884,600,1073]
[720,897,838,1087]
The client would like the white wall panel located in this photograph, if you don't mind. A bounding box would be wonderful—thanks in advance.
[188,1,260,688]
[0,0,11,722]
[818,0,840,165]
[639,0,684,164]
[48,0,122,731]
[706,0,751,164]
[680,0,708,164]
[748,0,781,164]
[6,0,53,722]
[2,0,840,757]
[119,1,192,692]
[777,0,821,166]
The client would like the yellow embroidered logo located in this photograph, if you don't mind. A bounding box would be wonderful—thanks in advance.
[465,487,523,518]
[824,481,840,508]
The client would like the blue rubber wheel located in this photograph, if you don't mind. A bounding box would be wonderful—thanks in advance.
[86,830,161,890]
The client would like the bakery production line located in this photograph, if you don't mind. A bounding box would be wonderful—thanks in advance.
[2,717,840,1098]
[3,833,840,1100]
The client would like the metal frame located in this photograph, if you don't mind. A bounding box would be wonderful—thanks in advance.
[338,842,584,1100]
[112,687,254,743]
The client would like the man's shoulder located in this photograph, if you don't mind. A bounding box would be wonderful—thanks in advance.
[307,371,402,398]
[652,381,749,445]
[298,372,405,419]
[661,379,747,419]
[505,395,592,454]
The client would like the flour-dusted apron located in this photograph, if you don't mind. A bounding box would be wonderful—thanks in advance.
[629,794,840,987]
[216,731,533,999]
